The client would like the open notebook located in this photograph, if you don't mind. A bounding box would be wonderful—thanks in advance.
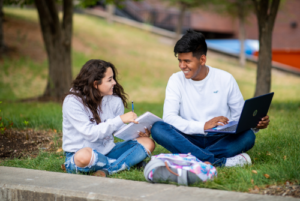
[114,111,163,141]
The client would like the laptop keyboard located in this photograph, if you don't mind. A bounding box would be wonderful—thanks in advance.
[219,124,237,132]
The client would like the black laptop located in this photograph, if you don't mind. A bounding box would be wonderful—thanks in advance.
[205,92,274,134]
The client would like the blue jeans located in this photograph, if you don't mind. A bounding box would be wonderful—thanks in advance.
[64,140,149,175]
[151,121,256,167]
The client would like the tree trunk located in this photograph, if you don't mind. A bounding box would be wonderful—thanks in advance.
[106,4,115,24]
[175,2,186,42]
[252,0,280,97]
[34,0,73,101]
[238,1,246,67]
[0,0,5,53]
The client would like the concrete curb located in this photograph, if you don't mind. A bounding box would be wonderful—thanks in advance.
[0,166,299,201]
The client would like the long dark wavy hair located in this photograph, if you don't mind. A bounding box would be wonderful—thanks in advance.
[65,59,128,124]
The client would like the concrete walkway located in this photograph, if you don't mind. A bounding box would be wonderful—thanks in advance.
[0,166,298,201]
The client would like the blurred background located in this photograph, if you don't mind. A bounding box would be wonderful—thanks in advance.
[1,0,299,105]
[90,0,300,70]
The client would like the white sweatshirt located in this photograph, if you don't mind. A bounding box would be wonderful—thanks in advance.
[163,66,244,135]
[62,94,125,154]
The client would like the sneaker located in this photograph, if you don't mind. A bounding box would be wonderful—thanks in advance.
[134,161,147,170]
[225,153,252,167]
[61,164,66,172]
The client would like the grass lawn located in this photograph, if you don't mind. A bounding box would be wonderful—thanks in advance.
[1,7,300,193]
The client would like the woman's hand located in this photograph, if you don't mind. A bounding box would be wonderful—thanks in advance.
[138,127,151,137]
[120,111,138,124]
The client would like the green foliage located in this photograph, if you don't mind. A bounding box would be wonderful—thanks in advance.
[205,0,254,18]
[0,101,13,135]
[3,0,140,9]
[164,0,211,9]
[23,120,29,127]
[3,0,34,7]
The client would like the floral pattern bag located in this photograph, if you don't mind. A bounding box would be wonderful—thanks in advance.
[144,153,217,185]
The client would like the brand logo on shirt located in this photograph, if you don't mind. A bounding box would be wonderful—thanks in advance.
[253,110,257,116]
[213,90,218,93]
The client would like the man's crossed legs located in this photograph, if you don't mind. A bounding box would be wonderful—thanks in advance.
[151,121,255,167]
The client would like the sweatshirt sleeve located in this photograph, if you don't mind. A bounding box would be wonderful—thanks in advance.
[112,96,127,132]
[163,75,205,134]
[63,96,124,143]
[113,96,125,117]
[227,75,245,121]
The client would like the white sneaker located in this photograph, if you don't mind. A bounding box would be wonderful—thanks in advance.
[225,153,252,167]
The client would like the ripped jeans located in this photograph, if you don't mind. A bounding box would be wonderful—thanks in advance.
[64,140,149,175]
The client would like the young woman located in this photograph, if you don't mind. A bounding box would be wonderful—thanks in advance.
[62,59,155,176]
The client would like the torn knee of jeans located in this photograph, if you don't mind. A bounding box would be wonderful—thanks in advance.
[87,150,96,167]
[107,157,117,164]
[144,147,151,157]
[136,141,151,157]
[133,139,151,155]
[74,150,100,169]
[64,161,70,168]
[91,150,111,168]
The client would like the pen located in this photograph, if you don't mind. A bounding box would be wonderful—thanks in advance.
[131,101,134,112]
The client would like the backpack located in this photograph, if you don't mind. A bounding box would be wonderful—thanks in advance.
[143,153,217,186]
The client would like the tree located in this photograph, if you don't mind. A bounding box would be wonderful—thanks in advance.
[252,0,281,97]
[34,0,73,101]
[3,0,74,101]
[205,0,253,67]
[175,1,187,42]
[236,0,247,67]
[224,0,253,67]
[164,0,210,42]
[0,0,5,54]
[3,0,110,101]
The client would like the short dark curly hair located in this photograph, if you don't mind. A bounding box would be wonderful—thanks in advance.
[174,29,207,59]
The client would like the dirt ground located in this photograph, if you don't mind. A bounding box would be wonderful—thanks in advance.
[251,183,300,198]
[0,128,60,159]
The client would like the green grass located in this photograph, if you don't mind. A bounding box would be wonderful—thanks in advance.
[1,7,300,193]
[0,102,62,131]
[0,101,163,131]
[1,101,299,191]
[1,151,65,172]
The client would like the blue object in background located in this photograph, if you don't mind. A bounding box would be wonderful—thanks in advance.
[206,39,259,56]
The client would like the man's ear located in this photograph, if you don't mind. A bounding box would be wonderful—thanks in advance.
[200,55,206,65]
[93,81,98,89]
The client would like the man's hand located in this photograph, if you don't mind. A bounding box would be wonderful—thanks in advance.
[204,116,229,130]
[138,127,151,137]
[256,115,270,129]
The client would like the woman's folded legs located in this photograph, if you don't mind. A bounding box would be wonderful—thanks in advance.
[64,138,155,175]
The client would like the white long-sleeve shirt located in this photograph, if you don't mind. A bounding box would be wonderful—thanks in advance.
[163,66,244,135]
[62,94,125,154]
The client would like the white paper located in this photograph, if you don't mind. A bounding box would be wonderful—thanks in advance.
[114,111,163,141]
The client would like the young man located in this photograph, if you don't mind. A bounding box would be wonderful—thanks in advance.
[151,30,270,167]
